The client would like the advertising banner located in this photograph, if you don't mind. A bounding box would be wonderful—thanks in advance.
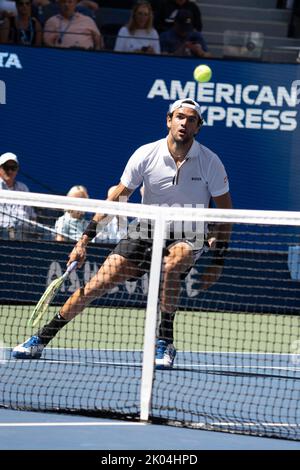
[0,240,299,314]
[1,46,300,210]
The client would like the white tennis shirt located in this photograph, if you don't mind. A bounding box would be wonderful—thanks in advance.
[121,137,229,208]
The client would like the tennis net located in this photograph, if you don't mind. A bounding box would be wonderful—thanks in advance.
[0,190,299,440]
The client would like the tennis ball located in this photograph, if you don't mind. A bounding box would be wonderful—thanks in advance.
[193,64,212,83]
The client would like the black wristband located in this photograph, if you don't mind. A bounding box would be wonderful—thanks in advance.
[83,220,97,240]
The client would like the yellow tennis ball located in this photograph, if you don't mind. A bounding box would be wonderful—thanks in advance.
[193,64,212,83]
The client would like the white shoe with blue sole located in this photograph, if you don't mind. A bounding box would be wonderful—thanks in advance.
[12,335,44,359]
[155,339,176,369]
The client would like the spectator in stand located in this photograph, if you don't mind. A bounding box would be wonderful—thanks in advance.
[114,0,160,54]
[155,0,202,34]
[160,9,210,57]
[55,185,127,243]
[55,185,89,242]
[0,152,37,240]
[0,0,42,46]
[32,0,98,26]
[43,0,103,50]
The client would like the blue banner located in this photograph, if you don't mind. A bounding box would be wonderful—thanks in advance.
[0,46,300,210]
[0,240,299,315]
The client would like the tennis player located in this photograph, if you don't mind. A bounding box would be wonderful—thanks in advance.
[13,98,232,368]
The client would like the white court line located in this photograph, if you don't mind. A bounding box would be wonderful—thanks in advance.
[3,359,298,373]
[2,358,299,373]
[188,422,300,429]
[211,422,300,428]
[175,364,300,371]
[2,347,298,356]
[1,359,142,367]
[0,421,298,429]
[0,422,147,427]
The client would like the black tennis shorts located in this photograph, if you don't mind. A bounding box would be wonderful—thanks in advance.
[112,236,204,279]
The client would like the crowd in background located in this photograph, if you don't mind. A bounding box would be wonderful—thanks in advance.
[0,152,128,243]
[0,0,211,57]
[1,0,299,52]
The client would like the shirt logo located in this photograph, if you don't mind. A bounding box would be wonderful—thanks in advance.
[191,177,202,181]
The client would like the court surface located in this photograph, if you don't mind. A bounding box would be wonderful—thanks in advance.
[1,305,300,449]
[1,408,300,450]
[1,347,300,449]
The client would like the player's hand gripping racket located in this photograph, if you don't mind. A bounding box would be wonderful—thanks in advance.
[27,261,78,327]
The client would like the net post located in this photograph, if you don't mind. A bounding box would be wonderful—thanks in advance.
[140,211,166,422]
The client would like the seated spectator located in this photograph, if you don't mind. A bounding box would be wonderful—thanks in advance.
[55,185,89,241]
[114,0,160,54]
[0,152,37,240]
[32,0,97,26]
[155,0,202,33]
[55,185,127,243]
[43,0,103,50]
[94,185,128,243]
[160,9,210,57]
[0,0,42,46]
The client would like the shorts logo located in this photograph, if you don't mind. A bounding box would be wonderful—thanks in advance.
[191,177,202,181]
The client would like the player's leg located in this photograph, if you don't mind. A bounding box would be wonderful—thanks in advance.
[12,254,139,359]
[59,253,138,320]
[156,242,194,369]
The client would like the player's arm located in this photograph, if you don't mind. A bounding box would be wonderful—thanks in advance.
[201,191,232,290]
[67,183,133,267]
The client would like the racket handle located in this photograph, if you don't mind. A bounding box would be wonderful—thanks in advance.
[66,261,78,275]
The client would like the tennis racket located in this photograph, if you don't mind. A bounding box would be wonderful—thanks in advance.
[27,261,78,327]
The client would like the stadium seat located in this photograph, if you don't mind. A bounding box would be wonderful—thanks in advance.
[96,8,131,50]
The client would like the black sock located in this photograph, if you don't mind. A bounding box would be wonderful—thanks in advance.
[37,313,70,346]
[158,311,176,344]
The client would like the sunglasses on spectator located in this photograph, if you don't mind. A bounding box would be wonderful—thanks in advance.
[17,1,31,5]
[2,163,19,171]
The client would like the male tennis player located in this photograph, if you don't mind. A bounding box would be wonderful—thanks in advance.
[13,98,232,368]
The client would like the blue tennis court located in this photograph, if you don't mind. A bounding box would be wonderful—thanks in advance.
[1,346,299,444]
[0,408,300,450]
